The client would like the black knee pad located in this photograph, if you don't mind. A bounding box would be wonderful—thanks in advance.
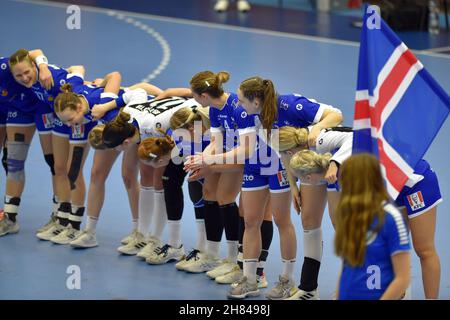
[188,180,204,208]
[44,154,55,176]
[68,146,84,190]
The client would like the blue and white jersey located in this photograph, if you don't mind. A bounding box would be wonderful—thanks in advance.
[314,128,353,165]
[339,202,410,300]
[209,93,249,151]
[0,57,38,111]
[30,64,84,108]
[275,94,341,129]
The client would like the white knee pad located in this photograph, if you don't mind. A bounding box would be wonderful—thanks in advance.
[304,228,323,262]
[6,140,30,182]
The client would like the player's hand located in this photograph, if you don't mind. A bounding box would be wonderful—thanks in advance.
[325,161,338,184]
[184,154,206,172]
[187,167,210,182]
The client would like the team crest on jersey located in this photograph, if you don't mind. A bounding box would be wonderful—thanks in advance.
[71,124,85,139]
[60,79,66,86]
[155,122,162,129]
[296,103,303,111]
[280,100,289,110]
[1,63,6,70]
[407,191,425,211]
[277,170,289,187]
[318,138,323,145]
[1,89,8,97]
[241,111,247,118]
[41,113,55,129]
[47,95,54,102]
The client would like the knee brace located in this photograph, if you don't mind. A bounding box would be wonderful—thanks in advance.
[44,154,55,176]
[188,180,204,208]
[68,146,84,190]
[6,134,30,182]
[1,146,7,174]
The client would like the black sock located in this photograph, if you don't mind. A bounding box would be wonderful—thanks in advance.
[220,202,239,242]
[237,216,245,270]
[257,219,273,276]
[203,200,223,242]
[299,257,321,292]
[69,206,85,230]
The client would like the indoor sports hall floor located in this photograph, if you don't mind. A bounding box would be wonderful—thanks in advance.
[0,0,449,299]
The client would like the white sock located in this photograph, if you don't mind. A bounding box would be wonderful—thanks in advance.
[168,219,182,248]
[227,240,239,263]
[138,186,154,236]
[151,189,167,239]
[206,240,220,258]
[195,219,206,252]
[86,216,98,233]
[304,228,323,262]
[132,219,138,230]
[281,259,296,280]
[243,259,258,284]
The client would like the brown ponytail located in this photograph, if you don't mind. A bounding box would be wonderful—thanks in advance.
[54,83,81,113]
[102,109,136,148]
[190,71,230,98]
[138,135,175,162]
[239,76,277,135]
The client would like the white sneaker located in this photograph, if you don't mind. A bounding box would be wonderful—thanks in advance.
[227,276,260,299]
[0,217,19,237]
[266,275,297,300]
[146,244,185,264]
[215,267,243,284]
[206,260,239,279]
[36,222,65,240]
[136,236,162,259]
[237,0,251,12]
[175,249,203,270]
[214,0,229,12]
[120,228,139,245]
[70,229,98,248]
[117,231,147,255]
[230,272,268,289]
[50,226,81,245]
[183,254,221,273]
[285,288,319,300]
[36,215,57,234]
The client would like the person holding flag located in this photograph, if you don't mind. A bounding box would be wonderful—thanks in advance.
[352,5,449,299]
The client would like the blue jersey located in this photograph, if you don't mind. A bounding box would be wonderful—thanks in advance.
[209,93,249,151]
[30,64,84,108]
[78,85,125,123]
[339,203,410,300]
[275,94,325,129]
[0,57,38,111]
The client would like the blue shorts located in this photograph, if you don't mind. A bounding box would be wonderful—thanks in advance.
[242,160,290,193]
[5,102,54,133]
[53,115,98,144]
[395,166,442,218]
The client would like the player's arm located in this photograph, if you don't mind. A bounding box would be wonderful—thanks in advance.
[28,49,53,90]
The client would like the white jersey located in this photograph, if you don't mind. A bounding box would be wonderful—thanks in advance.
[314,128,353,165]
[123,93,200,139]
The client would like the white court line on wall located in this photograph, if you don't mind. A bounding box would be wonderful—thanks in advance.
[10,0,450,60]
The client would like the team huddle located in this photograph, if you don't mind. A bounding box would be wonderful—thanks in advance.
[0,49,443,300]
